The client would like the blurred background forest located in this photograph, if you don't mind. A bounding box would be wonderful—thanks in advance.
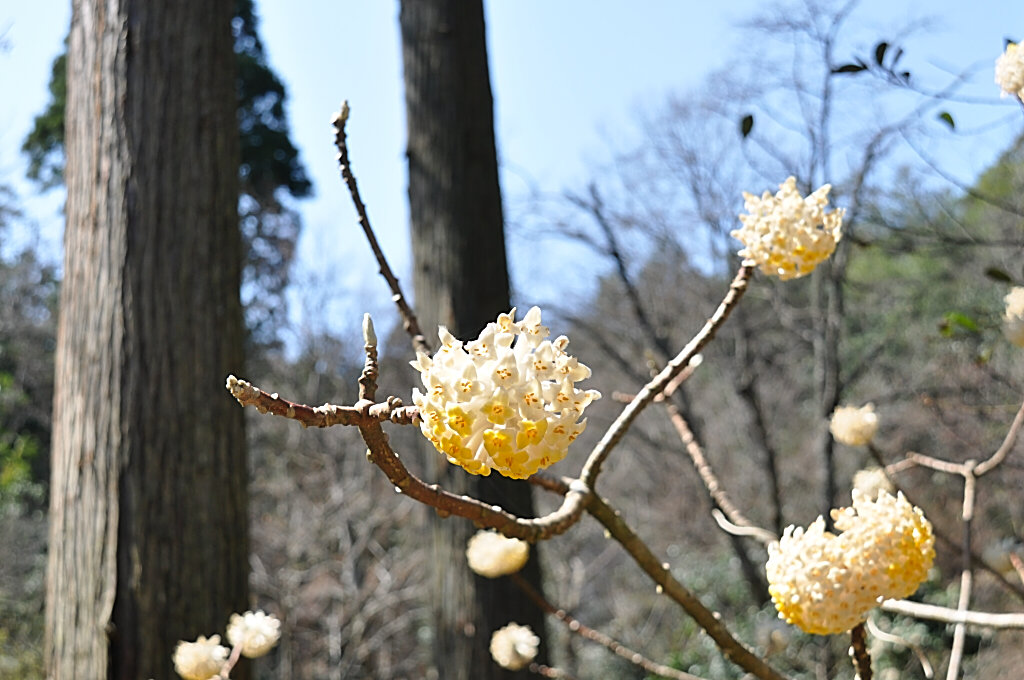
[2,0,1024,678]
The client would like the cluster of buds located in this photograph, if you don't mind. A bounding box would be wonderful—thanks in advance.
[1003,287,1024,347]
[996,42,1024,102]
[173,610,281,680]
[766,490,934,635]
[411,307,600,479]
[731,176,845,281]
[829,403,879,447]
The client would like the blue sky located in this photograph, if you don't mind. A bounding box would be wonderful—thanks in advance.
[1,1,1022,339]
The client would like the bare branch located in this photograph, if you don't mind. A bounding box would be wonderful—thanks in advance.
[511,573,707,680]
[880,599,1024,629]
[333,102,430,354]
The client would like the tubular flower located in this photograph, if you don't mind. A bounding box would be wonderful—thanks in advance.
[489,623,540,671]
[829,403,879,447]
[996,42,1024,101]
[766,490,934,635]
[467,530,530,578]
[1003,287,1024,348]
[173,635,229,680]
[411,307,600,479]
[226,610,282,659]
[731,176,844,280]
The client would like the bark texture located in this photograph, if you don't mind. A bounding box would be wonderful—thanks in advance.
[400,1,547,677]
[46,1,247,678]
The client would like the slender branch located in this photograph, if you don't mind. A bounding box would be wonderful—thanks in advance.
[579,264,754,488]
[946,463,976,680]
[511,574,707,680]
[529,663,579,680]
[585,495,790,680]
[850,622,872,680]
[227,373,587,540]
[975,398,1024,476]
[880,599,1024,629]
[665,401,776,545]
[869,443,1024,603]
[866,617,935,678]
[333,101,429,355]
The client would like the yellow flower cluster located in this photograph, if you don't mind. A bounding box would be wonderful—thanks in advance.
[996,42,1024,102]
[766,490,934,635]
[829,403,878,447]
[1003,287,1024,348]
[411,307,600,479]
[731,177,844,280]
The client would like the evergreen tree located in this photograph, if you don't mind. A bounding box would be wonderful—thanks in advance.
[22,0,310,349]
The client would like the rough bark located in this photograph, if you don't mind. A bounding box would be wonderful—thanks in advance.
[46,1,247,678]
[400,1,547,677]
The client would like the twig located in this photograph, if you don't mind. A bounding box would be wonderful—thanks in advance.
[867,617,934,678]
[333,101,429,355]
[850,622,873,680]
[879,599,1024,629]
[666,402,776,545]
[974,398,1024,476]
[946,463,976,680]
[585,495,790,680]
[511,574,707,680]
[578,264,754,488]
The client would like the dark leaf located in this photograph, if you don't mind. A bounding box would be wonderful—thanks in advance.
[874,41,889,66]
[984,267,1013,283]
[937,112,955,130]
[832,63,868,75]
[740,114,754,139]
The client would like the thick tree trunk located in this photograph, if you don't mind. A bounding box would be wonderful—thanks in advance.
[400,1,547,677]
[46,2,247,679]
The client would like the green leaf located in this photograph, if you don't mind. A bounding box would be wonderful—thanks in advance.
[937,112,955,130]
[740,114,754,139]
[943,311,980,333]
[984,267,1013,283]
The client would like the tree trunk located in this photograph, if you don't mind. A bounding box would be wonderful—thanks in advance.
[46,1,247,678]
[400,1,547,677]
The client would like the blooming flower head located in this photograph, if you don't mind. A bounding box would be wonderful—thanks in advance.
[766,490,934,635]
[489,623,539,670]
[830,403,879,447]
[1003,287,1024,347]
[466,530,530,578]
[996,42,1024,102]
[173,635,229,680]
[731,176,844,280]
[411,307,600,479]
[226,610,282,659]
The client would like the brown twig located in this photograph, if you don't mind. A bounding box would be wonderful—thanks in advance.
[850,622,873,680]
[585,495,790,680]
[333,102,429,355]
[578,264,754,489]
[511,574,707,680]
[666,402,777,545]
